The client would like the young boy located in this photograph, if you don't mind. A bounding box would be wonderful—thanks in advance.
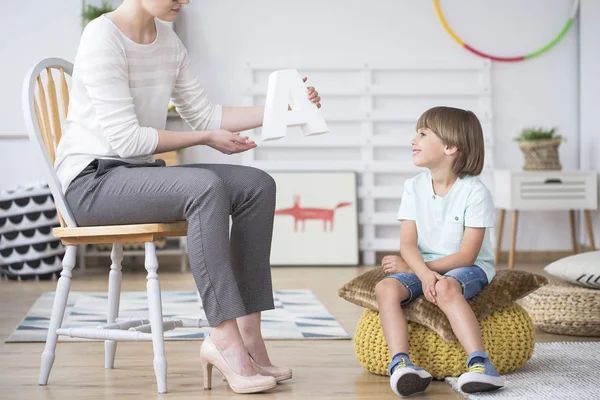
[375,106,504,397]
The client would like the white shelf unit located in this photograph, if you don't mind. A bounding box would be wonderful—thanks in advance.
[243,62,494,265]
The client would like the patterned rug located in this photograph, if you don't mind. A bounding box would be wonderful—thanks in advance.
[7,289,350,342]
[445,342,600,400]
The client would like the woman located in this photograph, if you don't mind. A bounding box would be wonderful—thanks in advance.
[54,0,321,394]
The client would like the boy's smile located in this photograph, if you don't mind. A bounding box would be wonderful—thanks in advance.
[411,128,448,168]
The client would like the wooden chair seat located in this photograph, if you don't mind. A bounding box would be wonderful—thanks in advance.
[53,221,188,245]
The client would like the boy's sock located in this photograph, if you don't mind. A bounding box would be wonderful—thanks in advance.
[388,352,432,397]
[388,352,418,375]
[458,351,504,394]
[466,351,500,376]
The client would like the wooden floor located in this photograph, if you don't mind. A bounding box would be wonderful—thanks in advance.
[0,262,597,400]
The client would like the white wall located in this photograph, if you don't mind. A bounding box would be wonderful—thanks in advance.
[176,0,581,251]
[579,0,600,246]
[0,0,590,252]
[0,0,82,188]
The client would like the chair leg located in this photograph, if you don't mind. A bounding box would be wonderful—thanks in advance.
[179,238,188,273]
[105,243,123,369]
[145,242,167,394]
[78,244,86,272]
[39,245,77,386]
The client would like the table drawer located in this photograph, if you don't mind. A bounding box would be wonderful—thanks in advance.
[511,173,597,210]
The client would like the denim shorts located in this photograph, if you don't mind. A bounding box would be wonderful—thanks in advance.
[384,266,488,305]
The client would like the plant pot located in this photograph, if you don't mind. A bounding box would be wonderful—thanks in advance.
[518,137,562,171]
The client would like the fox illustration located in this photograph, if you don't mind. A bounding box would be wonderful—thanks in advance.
[274,195,352,232]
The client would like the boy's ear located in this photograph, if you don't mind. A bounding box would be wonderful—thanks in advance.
[444,146,458,156]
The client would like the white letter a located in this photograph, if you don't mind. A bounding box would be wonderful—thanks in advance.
[261,69,329,141]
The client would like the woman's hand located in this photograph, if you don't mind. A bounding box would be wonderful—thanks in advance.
[381,255,411,274]
[418,270,446,304]
[303,77,322,109]
[206,130,257,155]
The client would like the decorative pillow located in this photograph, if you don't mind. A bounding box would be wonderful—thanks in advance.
[0,182,64,280]
[338,268,548,342]
[544,251,600,289]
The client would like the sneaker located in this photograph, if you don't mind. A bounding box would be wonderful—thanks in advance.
[388,353,432,397]
[458,352,504,394]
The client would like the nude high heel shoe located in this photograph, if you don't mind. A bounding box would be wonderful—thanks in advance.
[250,356,293,383]
[200,335,277,394]
[223,356,293,383]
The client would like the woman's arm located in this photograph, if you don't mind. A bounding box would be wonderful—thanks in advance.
[171,40,321,147]
[154,129,255,155]
[220,80,321,133]
[220,106,265,133]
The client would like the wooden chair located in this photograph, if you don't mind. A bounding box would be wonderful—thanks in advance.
[22,57,205,394]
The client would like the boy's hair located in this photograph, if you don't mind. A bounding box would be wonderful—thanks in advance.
[416,106,485,177]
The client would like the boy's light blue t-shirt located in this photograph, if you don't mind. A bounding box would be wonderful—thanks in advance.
[397,171,496,283]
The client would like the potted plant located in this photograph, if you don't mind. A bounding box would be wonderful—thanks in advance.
[514,127,564,171]
[81,0,114,26]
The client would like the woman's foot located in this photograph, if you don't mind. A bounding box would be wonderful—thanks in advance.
[250,356,293,383]
[200,335,276,394]
[218,338,293,383]
[242,337,272,367]
[210,323,256,377]
[236,313,272,366]
[235,312,293,382]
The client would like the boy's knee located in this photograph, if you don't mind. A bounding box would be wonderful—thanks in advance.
[435,278,462,302]
[375,279,407,304]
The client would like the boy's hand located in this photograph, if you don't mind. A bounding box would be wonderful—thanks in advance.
[418,270,446,304]
[381,255,411,274]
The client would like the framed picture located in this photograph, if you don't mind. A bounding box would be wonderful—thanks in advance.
[269,171,359,266]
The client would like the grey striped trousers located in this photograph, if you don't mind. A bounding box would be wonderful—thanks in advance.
[65,159,276,326]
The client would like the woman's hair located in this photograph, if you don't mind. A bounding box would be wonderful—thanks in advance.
[416,106,485,177]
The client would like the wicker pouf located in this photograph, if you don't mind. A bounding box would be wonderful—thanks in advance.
[521,283,600,337]
[354,303,535,379]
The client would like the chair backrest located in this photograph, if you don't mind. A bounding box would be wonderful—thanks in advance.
[22,58,77,228]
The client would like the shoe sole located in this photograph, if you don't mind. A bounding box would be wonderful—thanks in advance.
[458,372,504,394]
[391,368,432,397]
[274,371,293,383]
[460,381,503,393]
[230,382,277,394]
[223,371,292,383]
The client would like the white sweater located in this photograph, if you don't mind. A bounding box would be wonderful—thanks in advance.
[54,15,222,192]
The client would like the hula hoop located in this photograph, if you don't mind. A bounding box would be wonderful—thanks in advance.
[433,0,579,62]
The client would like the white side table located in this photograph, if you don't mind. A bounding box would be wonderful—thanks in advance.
[493,170,598,269]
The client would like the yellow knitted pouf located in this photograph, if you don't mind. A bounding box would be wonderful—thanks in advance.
[354,303,534,379]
